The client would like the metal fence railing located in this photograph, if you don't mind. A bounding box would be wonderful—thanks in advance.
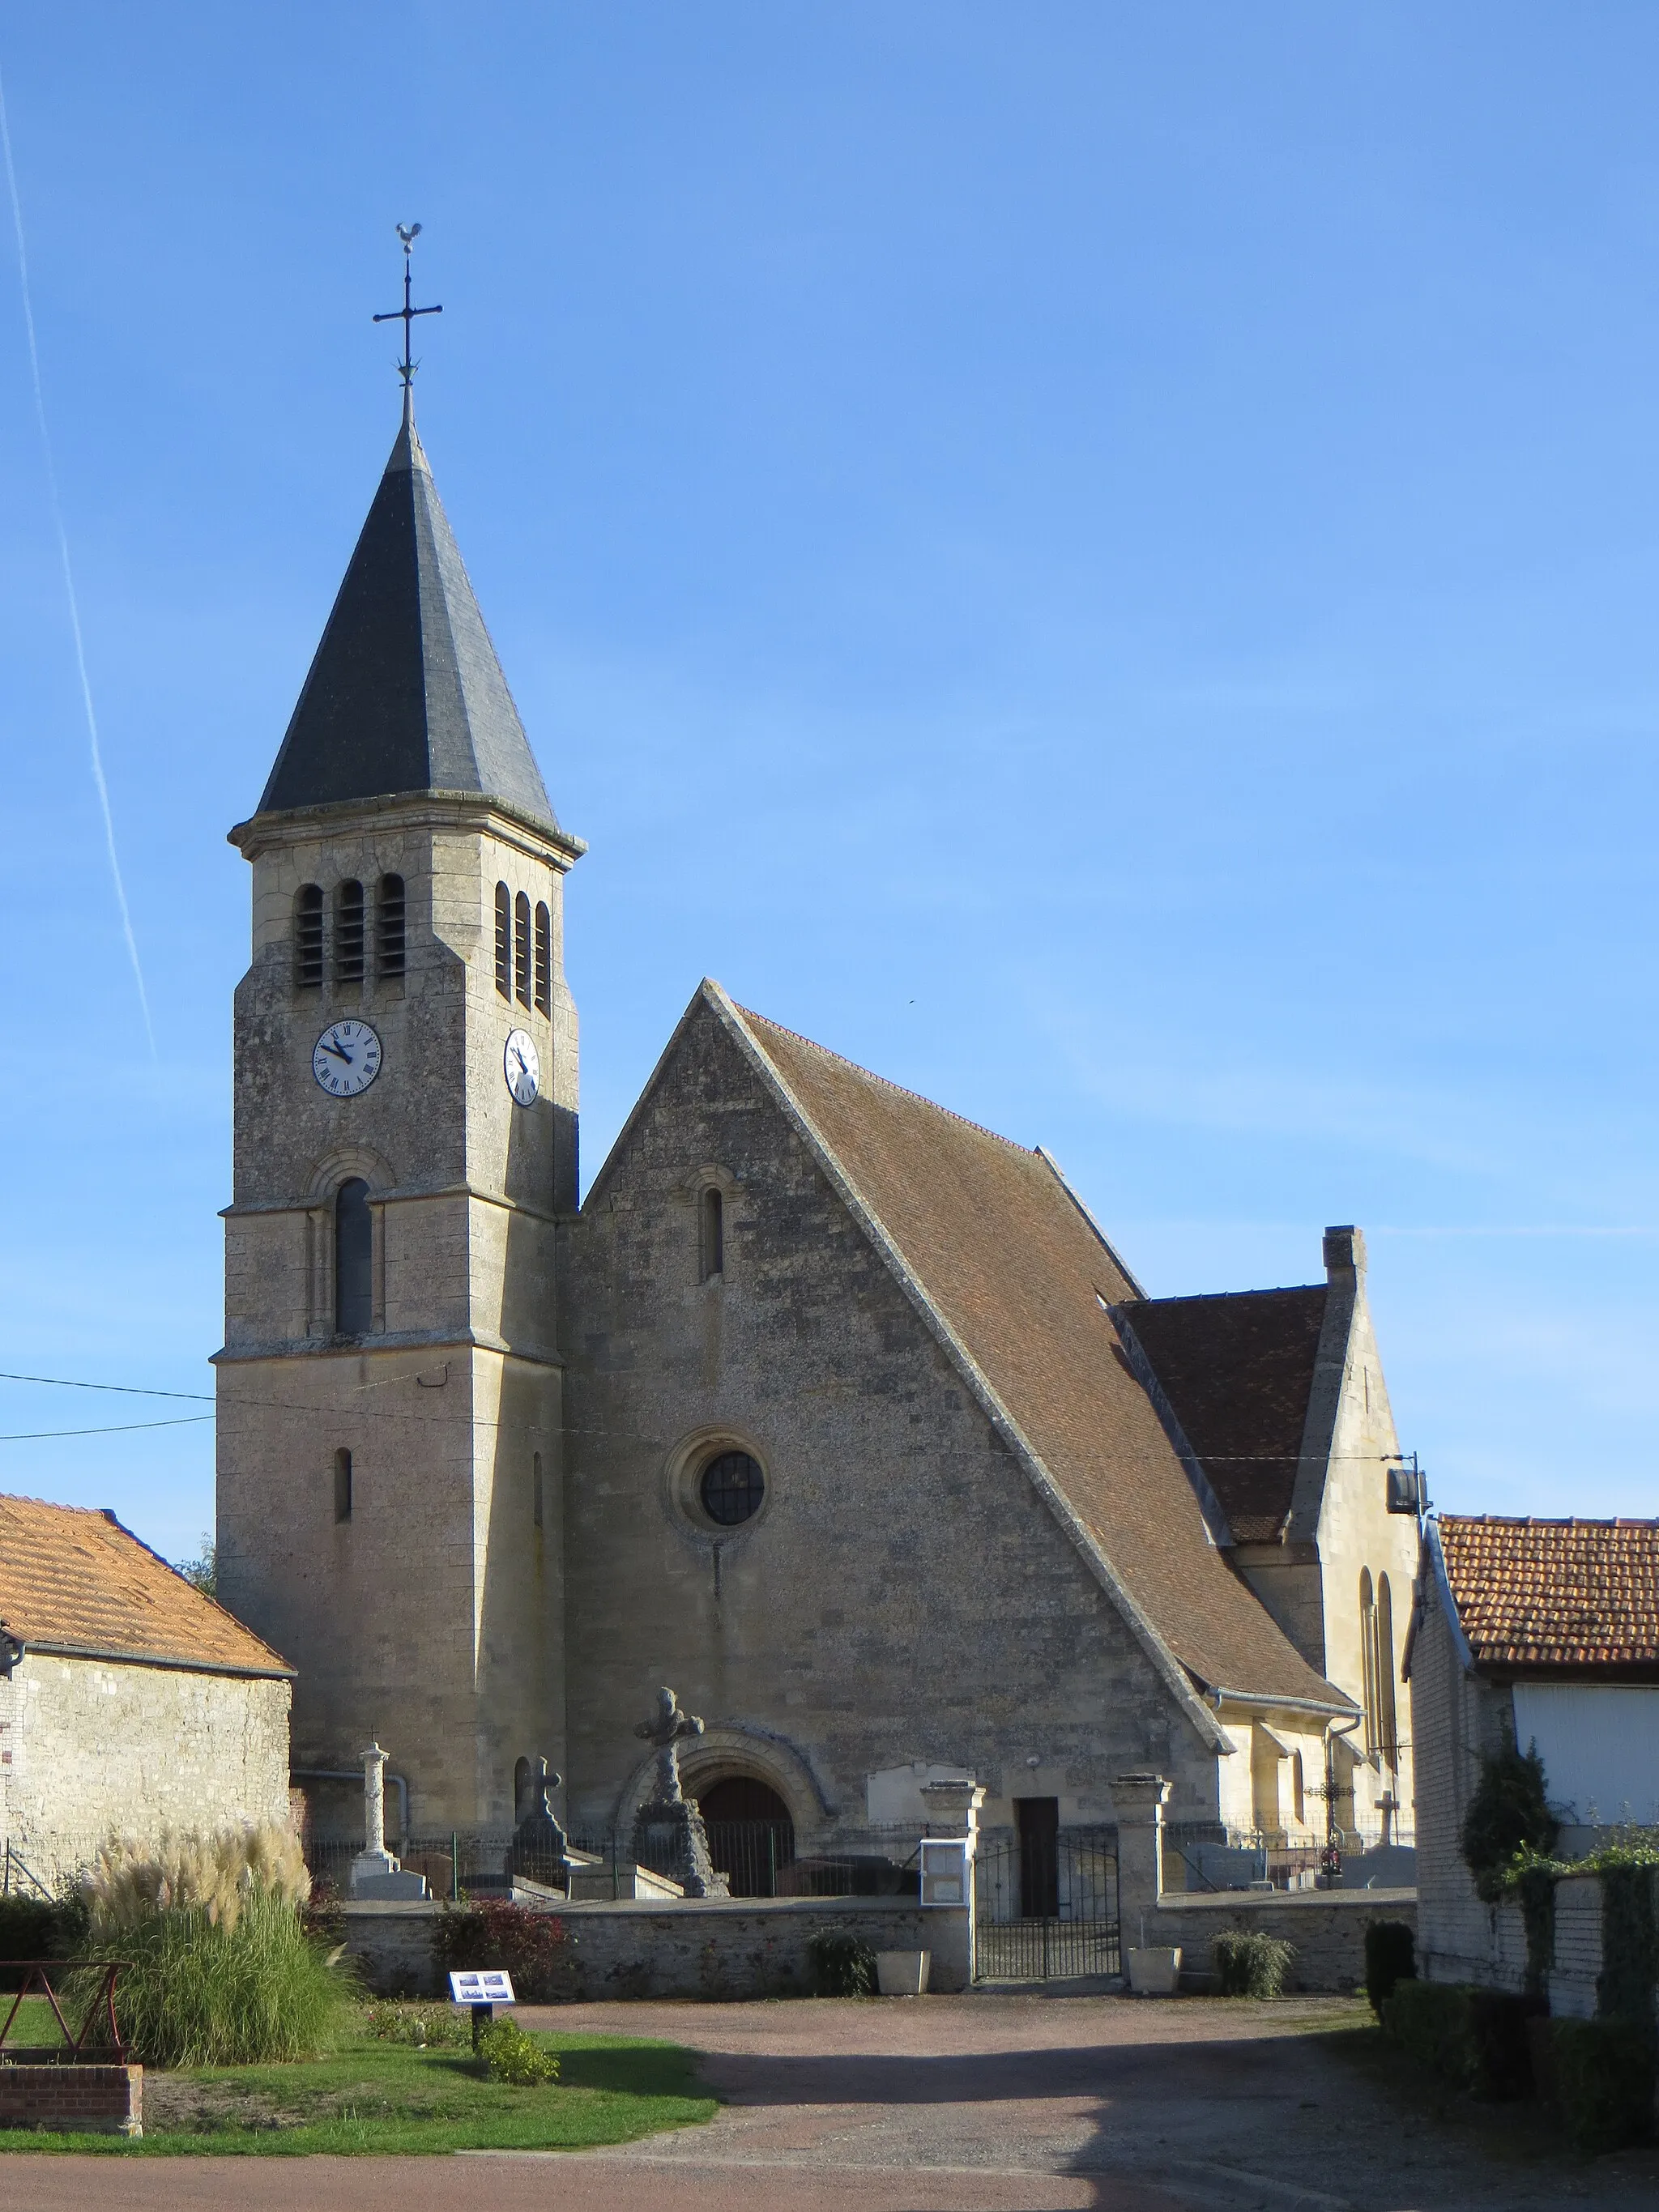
[1161,1819,1417,1894]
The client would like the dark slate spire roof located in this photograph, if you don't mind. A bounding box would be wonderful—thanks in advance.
[258,399,558,830]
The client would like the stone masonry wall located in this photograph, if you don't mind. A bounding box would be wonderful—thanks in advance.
[2,1655,291,1889]
[342,1894,966,2001]
[1154,1887,1418,1993]
[561,995,1228,1856]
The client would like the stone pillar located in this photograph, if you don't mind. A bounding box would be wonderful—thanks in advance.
[349,1741,427,1899]
[919,1779,985,1993]
[1113,1772,1171,1952]
[363,1741,389,1863]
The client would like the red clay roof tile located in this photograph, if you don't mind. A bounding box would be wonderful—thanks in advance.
[1438,1514,1659,1669]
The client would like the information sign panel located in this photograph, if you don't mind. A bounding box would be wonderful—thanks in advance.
[448,1970,516,2005]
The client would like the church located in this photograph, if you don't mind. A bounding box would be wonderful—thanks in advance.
[215,390,1420,1881]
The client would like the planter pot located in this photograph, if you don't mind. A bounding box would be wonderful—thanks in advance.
[1127,1946,1183,1997]
[875,1950,932,1997]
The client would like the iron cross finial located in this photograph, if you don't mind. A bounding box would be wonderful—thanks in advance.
[373,222,442,390]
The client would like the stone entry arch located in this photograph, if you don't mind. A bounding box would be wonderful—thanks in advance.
[695,1773,795,1897]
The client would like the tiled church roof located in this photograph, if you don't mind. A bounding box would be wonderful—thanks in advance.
[255,402,560,832]
[729,997,1352,1716]
[1437,1514,1659,1672]
[0,1496,292,1677]
[1118,1287,1328,1542]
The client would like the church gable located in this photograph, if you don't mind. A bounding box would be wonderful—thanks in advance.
[563,990,1235,1834]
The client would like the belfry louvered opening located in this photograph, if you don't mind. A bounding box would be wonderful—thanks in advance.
[494,883,511,999]
[294,884,324,988]
[376,874,406,978]
[514,892,531,1009]
[335,880,366,982]
[534,902,551,1016]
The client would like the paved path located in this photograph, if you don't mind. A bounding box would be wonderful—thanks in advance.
[3,1993,1657,2211]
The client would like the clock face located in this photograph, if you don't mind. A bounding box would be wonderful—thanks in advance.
[504,1028,540,1107]
[312,1019,382,1098]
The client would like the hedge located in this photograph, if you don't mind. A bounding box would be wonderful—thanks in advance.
[1550,2018,1656,2153]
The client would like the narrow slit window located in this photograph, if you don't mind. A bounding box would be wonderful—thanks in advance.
[514,892,531,1008]
[376,874,406,978]
[335,880,365,982]
[334,1447,353,1524]
[699,1187,724,1281]
[294,884,324,988]
[1377,1573,1398,1769]
[334,1177,373,1336]
[532,1451,544,1530]
[533,902,551,1016]
[494,883,512,999]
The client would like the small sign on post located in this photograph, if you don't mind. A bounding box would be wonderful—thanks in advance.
[449,1969,516,2048]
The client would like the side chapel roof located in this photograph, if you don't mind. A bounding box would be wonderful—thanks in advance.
[702,991,1352,1717]
[1117,1287,1328,1542]
[255,401,559,833]
[0,1495,292,1678]
[1434,1513,1659,1674]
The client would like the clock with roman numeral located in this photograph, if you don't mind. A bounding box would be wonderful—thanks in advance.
[312,1019,382,1097]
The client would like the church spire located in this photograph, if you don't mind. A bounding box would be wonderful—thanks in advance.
[256,230,560,833]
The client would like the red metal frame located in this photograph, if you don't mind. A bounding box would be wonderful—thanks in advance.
[0,1962,126,2062]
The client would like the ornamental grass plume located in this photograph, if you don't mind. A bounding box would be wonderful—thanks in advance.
[72,1818,344,2067]
[82,1819,310,1938]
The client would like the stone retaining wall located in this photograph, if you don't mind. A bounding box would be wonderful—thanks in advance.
[1154,1887,1418,1993]
[0,2065,143,2136]
[343,1894,969,2001]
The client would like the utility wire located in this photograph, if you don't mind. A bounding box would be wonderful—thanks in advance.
[0,1415,214,1442]
[0,53,154,1054]
[0,1371,213,1401]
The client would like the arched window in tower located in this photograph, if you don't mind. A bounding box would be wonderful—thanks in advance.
[494,883,512,998]
[294,884,324,988]
[335,880,365,982]
[699,1187,724,1281]
[1377,1573,1399,1770]
[376,874,406,978]
[335,1177,373,1337]
[334,1447,353,1524]
[514,892,531,1008]
[1358,1569,1379,1760]
[533,902,551,1016]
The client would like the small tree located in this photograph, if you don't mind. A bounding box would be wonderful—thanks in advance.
[1460,1742,1558,1902]
[173,1535,217,1596]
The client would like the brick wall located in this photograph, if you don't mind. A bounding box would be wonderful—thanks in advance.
[0,2065,142,2136]
[342,1894,969,2001]
[1153,1888,1418,1993]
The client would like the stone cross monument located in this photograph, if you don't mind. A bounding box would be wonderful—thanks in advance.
[630,1688,727,1898]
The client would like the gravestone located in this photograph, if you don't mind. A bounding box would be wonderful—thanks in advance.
[507,1756,573,1893]
[629,1687,728,1898]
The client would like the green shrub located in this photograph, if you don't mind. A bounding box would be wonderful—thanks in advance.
[1380,1978,1474,2087]
[0,1896,67,1977]
[808,1927,875,1997]
[432,1902,575,2003]
[72,1888,350,2067]
[1595,1859,1659,2028]
[363,1998,471,2048]
[1461,1744,1558,1903]
[477,2016,559,2086]
[1550,2018,1657,2153]
[1466,1989,1545,2100]
[1364,1920,1415,2017]
[1211,1929,1294,1998]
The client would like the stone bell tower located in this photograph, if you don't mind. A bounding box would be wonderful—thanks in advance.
[215,389,583,1835]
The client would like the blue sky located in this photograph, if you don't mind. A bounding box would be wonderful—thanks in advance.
[0,5,1655,1562]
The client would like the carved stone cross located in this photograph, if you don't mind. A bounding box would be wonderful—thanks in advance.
[634,1686,706,1804]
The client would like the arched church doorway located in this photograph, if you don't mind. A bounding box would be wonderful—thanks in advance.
[695,1775,795,1897]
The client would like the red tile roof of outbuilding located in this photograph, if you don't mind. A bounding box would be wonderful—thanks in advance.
[1437,1513,1659,1671]
[0,1494,292,1677]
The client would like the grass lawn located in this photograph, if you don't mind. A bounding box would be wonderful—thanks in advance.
[0,2014,717,2155]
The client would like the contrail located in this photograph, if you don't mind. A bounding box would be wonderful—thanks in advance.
[0,55,154,1054]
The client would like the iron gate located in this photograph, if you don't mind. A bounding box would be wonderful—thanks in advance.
[975,1826,1120,1981]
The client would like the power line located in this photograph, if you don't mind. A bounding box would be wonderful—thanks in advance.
[0,1371,213,1402]
[0,1415,214,1443]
